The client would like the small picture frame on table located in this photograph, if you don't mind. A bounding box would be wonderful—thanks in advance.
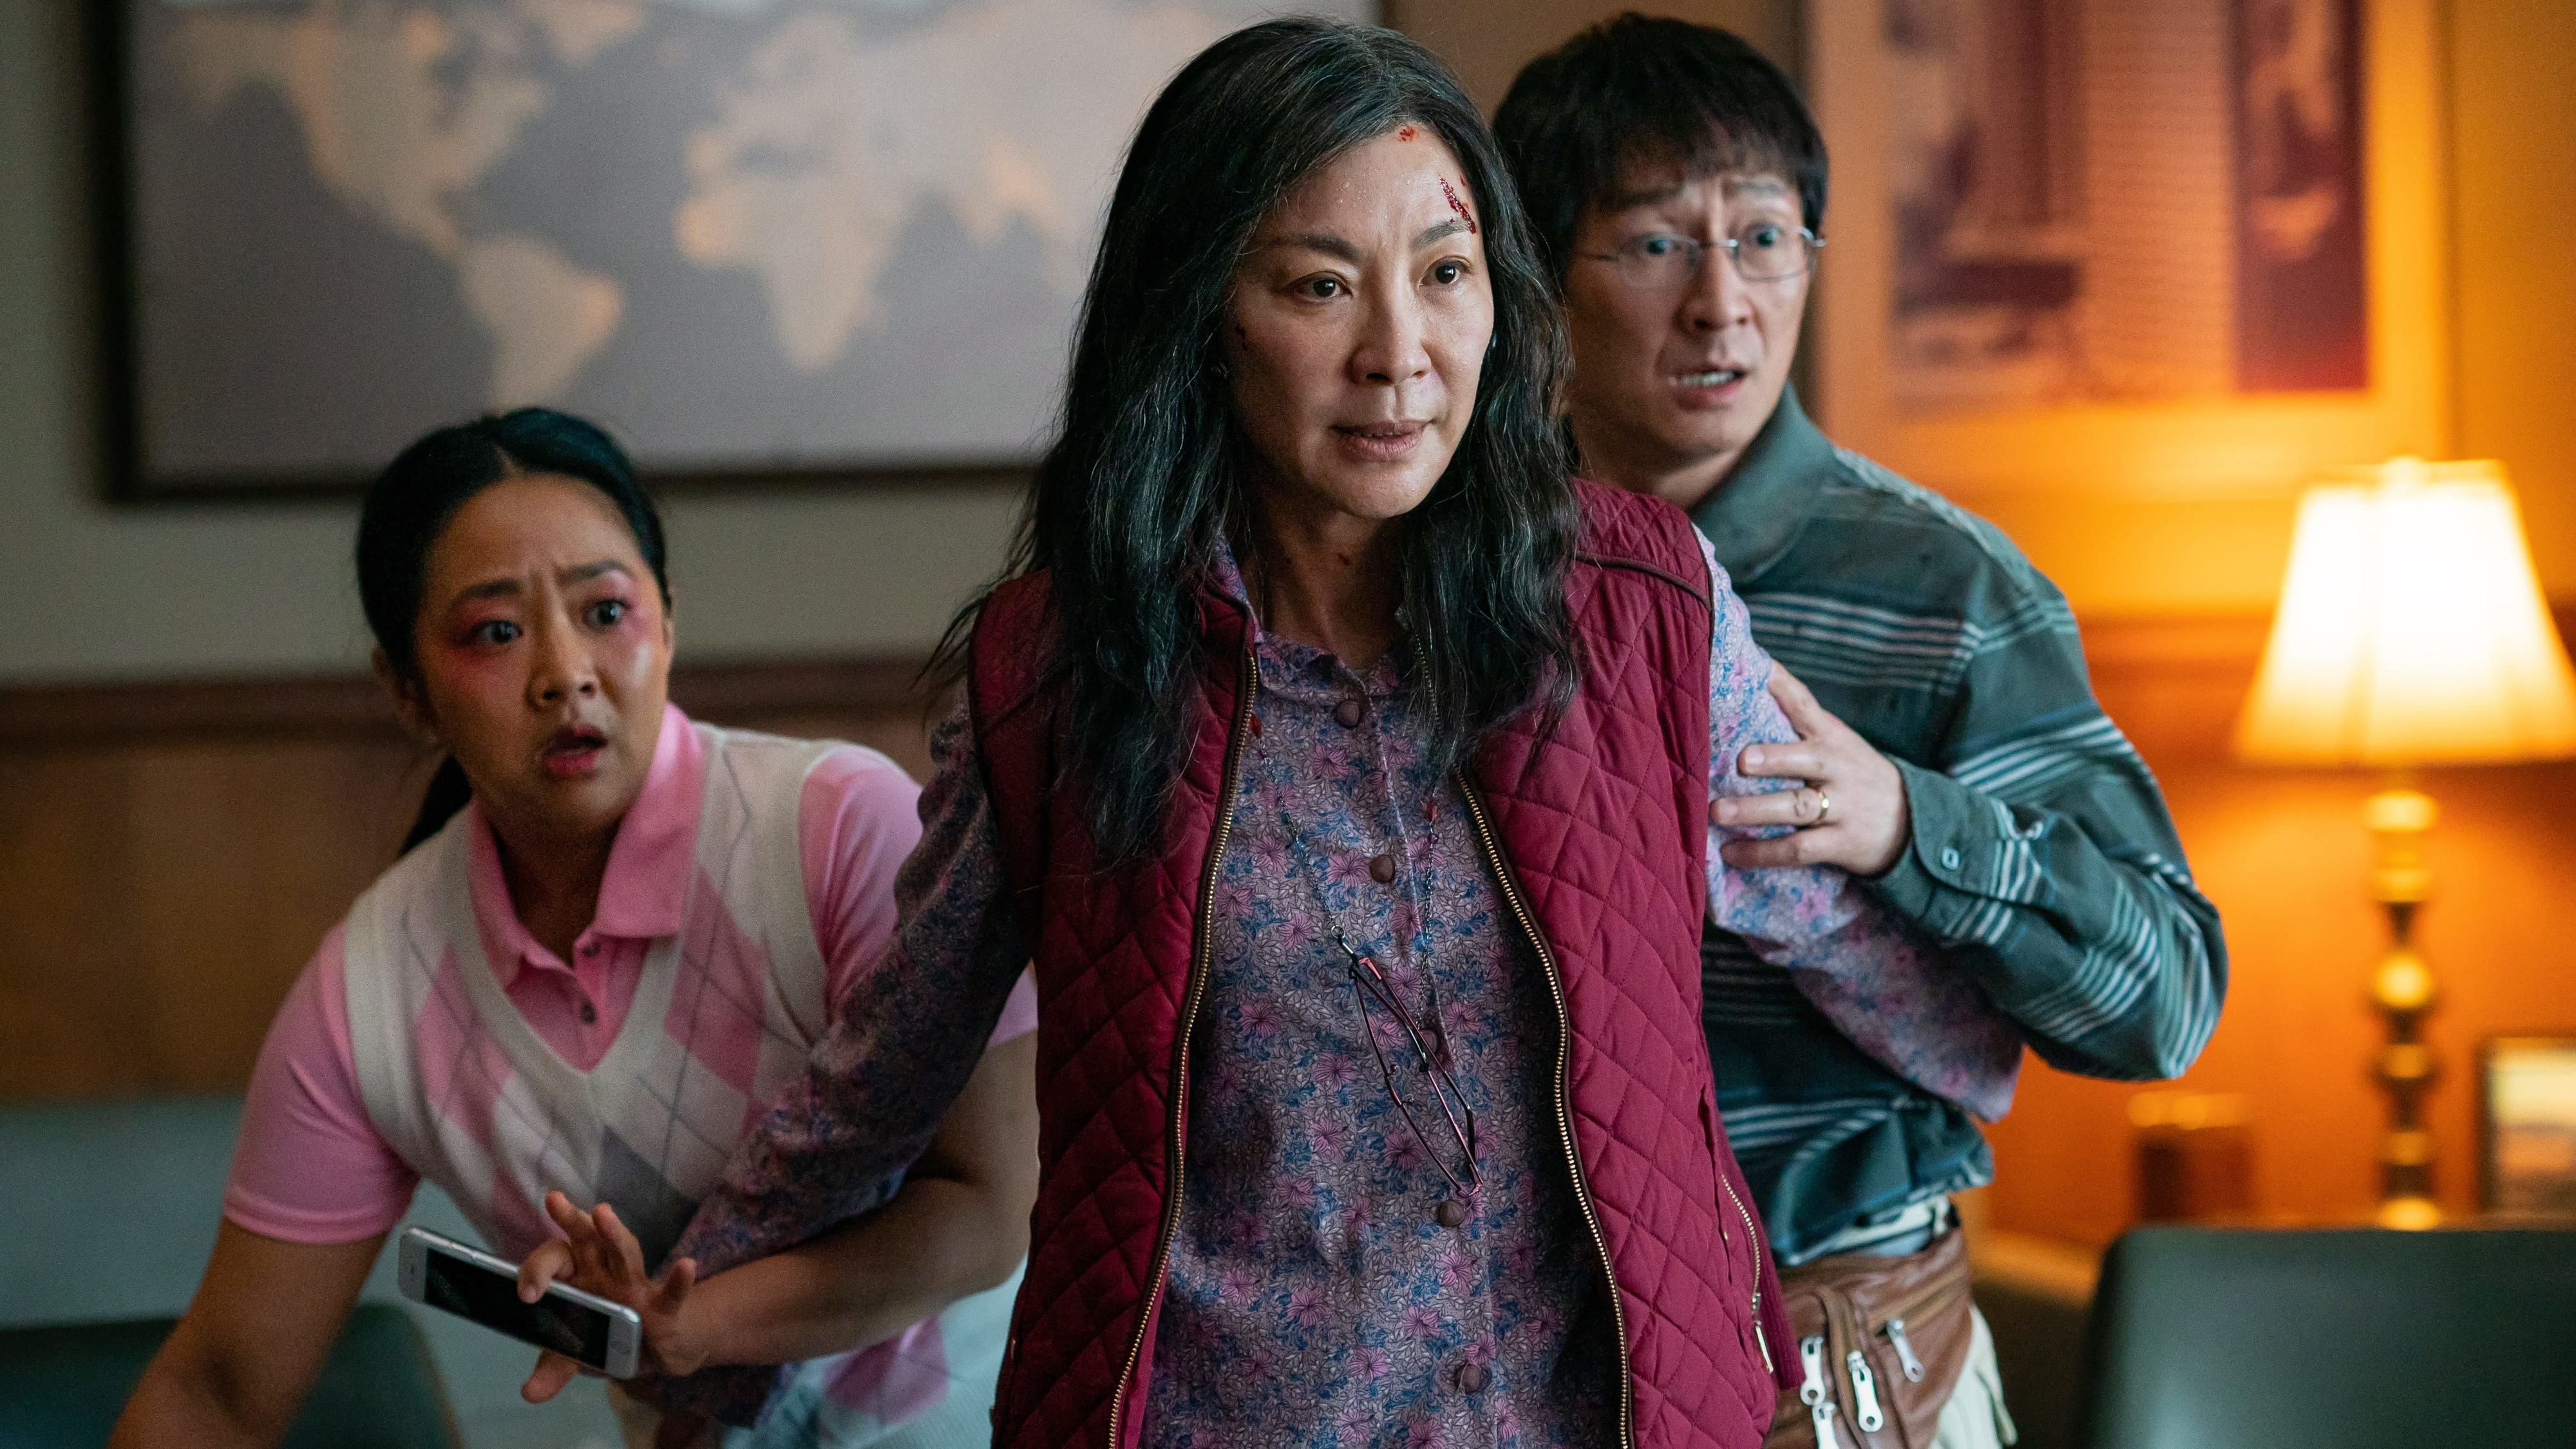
[2480,1036,2576,1220]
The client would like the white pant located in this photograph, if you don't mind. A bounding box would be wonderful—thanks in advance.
[1929,1307,2019,1449]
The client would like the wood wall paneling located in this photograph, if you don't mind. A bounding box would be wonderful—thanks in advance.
[8,624,2574,1245]
[0,662,938,1101]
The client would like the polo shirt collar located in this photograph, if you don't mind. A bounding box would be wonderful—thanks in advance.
[1687,384,1837,589]
[462,702,704,985]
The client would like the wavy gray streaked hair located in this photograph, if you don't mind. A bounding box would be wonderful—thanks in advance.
[936,17,1578,864]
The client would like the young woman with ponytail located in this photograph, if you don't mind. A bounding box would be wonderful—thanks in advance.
[111,409,1038,1449]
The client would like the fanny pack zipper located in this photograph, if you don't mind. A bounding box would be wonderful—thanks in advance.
[1868,1266,1970,1387]
[1883,1318,1926,1384]
[1786,1241,1972,1449]
[1844,1347,1886,1433]
[1799,1333,1844,1449]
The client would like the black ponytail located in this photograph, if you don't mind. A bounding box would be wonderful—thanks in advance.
[358,408,668,853]
[401,757,475,853]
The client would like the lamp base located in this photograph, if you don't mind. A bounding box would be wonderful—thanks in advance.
[2374,1193,2442,1231]
[2367,786,2441,1227]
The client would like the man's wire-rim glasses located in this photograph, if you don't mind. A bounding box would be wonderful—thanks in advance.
[1578,223,1824,288]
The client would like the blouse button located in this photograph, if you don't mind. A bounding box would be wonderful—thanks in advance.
[578,1001,598,1025]
[1334,697,1367,729]
[1454,1361,1492,1393]
[581,942,601,958]
[1368,853,1398,884]
[1435,1198,1468,1229]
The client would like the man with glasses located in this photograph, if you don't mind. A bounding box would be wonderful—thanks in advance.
[1498,17,2226,1449]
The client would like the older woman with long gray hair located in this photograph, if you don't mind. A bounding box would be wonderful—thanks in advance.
[554,19,1973,1448]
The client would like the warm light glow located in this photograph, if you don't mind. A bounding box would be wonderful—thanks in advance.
[2235,458,2576,766]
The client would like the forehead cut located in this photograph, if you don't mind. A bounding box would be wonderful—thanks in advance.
[1257,217,1476,261]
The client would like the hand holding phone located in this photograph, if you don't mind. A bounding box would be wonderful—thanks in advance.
[397,1226,643,1378]
[515,1191,710,1405]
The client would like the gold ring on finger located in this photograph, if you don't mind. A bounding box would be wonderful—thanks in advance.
[1812,789,1832,826]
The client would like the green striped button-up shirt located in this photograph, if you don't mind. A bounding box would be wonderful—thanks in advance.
[1685,388,2228,1263]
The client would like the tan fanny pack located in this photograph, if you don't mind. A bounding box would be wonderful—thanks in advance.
[1763,1227,1974,1449]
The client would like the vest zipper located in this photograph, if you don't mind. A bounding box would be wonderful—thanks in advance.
[1454,773,1635,1449]
[1104,638,1257,1449]
[1717,1168,1775,1374]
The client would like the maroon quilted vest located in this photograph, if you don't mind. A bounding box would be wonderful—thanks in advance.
[969,479,1797,1449]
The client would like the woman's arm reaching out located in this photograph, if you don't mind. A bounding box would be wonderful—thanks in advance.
[108,1225,385,1449]
[516,1030,1039,1396]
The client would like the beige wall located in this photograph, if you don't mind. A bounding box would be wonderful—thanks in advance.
[0,0,1021,685]
[14,1,2570,686]
[0,0,1795,687]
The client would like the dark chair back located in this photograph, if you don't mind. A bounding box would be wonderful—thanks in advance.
[0,1303,462,1449]
[2079,1225,2576,1449]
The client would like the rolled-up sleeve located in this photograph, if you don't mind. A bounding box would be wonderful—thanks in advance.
[1862,582,2226,1081]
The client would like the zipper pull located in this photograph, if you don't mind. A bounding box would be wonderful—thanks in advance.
[1798,1333,1830,1406]
[1754,1317,1774,1375]
[1846,1349,1886,1432]
[1810,1397,1844,1449]
[1884,1317,1926,1383]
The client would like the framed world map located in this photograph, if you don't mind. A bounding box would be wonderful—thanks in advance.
[101,0,1372,498]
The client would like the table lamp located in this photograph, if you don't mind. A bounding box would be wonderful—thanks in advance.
[2235,457,2576,1229]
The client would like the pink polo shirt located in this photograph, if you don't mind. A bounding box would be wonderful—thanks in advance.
[225,705,1037,1245]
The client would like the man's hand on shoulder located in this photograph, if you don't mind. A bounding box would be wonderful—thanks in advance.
[1713,665,1911,877]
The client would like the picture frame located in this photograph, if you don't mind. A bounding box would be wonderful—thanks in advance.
[1802,0,2450,501]
[90,0,1372,501]
[2480,1036,2576,1220]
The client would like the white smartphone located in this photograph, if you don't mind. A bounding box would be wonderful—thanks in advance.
[397,1225,643,1379]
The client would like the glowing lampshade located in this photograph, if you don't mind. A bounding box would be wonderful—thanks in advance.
[2235,458,2576,767]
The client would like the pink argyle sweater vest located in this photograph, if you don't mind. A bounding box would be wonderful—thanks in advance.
[970,480,1795,1449]
[342,722,1012,1446]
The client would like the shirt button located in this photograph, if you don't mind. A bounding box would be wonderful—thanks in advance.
[1368,852,1398,884]
[1940,846,1963,871]
[1454,1361,1491,1393]
[1421,1025,1452,1072]
[581,942,600,958]
[1434,1198,1468,1229]
[1334,697,1367,729]
[578,1001,597,1025]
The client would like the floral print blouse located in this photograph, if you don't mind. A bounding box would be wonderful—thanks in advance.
[662,534,1967,1445]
